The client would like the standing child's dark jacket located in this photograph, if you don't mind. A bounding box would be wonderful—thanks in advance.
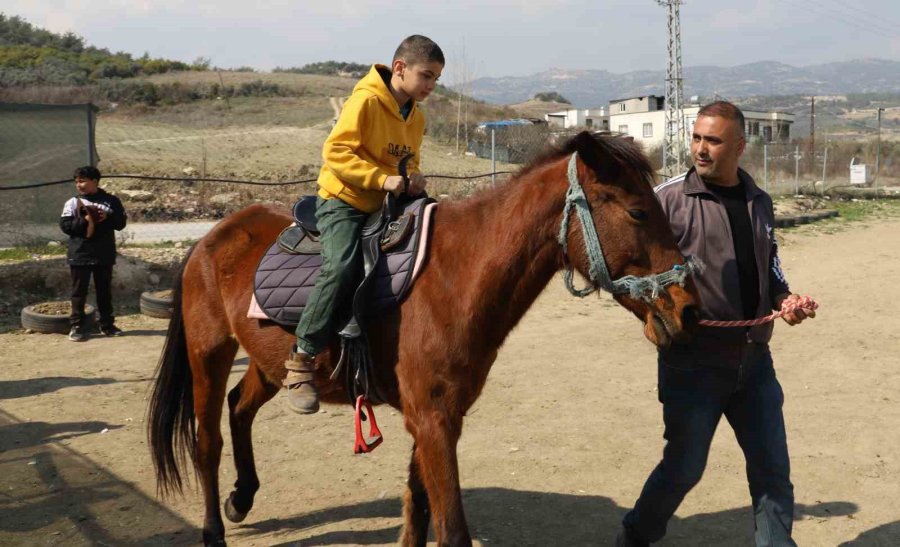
[59,189,127,265]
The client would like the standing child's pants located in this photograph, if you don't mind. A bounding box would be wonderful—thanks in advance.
[70,264,114,329]
[294,197,369,355]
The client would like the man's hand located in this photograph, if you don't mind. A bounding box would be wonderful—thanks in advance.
[775,293,816,326]
[407,172,426,196]
[96,209,108,222]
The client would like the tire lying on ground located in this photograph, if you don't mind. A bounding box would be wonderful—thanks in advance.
[140,289,174,319]
[21,302,96,334]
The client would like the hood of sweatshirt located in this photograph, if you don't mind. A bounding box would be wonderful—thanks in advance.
[354,64,417,123]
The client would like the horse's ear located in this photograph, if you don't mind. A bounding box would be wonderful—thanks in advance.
[572,131,613,182]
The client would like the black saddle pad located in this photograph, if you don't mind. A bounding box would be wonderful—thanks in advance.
[253,197,432,326]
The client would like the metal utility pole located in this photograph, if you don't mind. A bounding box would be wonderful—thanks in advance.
[657,0,686,178]
[875,107,884,187]
[808,96,815,173]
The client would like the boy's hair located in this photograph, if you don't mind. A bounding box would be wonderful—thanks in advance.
[698,101,745,136]
[393,35,444,66]
[74,166,101,181]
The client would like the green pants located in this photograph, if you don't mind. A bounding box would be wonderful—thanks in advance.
[294,197,368,355]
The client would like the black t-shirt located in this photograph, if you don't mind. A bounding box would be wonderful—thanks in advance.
[707,181,760,320]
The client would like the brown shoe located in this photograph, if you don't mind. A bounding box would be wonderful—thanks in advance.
[283,350,320,414]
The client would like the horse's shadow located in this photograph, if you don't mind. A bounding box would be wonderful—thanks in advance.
[237,488,866,546]
[0,376,116,400]
[0,420,124,451]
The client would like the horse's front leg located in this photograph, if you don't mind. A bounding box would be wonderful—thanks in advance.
[404,409,471,547]
[400,443,431,546]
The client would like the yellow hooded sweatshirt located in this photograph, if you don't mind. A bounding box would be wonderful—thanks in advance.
[317,64,425,213]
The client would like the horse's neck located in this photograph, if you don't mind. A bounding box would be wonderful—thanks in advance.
[431,165,567,348]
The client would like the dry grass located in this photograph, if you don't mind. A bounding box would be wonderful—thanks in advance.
[142,70,357,96]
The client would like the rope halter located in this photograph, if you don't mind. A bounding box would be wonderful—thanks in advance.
[558,152,703,301]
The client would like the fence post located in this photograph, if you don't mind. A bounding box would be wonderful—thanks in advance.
[822,146,828,193]
[491,128,496,185]
[763,143,768,193]
[794,145,799,195]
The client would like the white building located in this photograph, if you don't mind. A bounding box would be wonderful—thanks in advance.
[608,95,794,148]
[545,107,609,130]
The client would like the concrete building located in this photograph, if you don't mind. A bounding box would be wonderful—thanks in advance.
[608,95,794,148]
[545,107,609,130]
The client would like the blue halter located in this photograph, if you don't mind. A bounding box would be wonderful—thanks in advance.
[558,153,703,301]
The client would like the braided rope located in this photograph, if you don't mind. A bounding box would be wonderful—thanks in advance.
[698,296,819,327]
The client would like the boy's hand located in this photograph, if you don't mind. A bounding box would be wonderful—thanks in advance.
[408,172,427,196]
[96,209,108,222]
[383,175,406,197]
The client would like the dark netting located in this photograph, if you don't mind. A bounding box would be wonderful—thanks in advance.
[0,103,98,246]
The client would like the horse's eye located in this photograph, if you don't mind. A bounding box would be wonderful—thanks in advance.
[628,209,647,221]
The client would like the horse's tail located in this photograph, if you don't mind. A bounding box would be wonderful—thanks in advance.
[148,244,196,497]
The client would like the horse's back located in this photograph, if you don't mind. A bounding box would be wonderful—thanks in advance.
[182,204,292,328]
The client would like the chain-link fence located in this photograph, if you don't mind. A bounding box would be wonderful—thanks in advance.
[1,101,538,246]
[645,137,897,196]
[3,96,894,248]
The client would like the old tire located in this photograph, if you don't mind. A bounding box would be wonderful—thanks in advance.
[140,290,174,319]
[21,302,96,334]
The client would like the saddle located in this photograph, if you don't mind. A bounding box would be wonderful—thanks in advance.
[252,192,435,405]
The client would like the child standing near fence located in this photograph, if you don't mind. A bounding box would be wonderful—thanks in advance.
[59,166,128,341]
[283,35,444,414]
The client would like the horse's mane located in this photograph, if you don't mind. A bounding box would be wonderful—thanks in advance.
[515,132,657,190]
[446,132,656,210]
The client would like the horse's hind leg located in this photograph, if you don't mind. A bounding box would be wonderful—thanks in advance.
[224,359,279,523]
[400,443,431,547]
[191,339,239,546]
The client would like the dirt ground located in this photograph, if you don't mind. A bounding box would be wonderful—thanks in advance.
[1,216,899,546]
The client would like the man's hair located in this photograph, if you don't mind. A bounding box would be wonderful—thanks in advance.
[393,35,444,66]
[697,101,745,136]
[74,166,101,181]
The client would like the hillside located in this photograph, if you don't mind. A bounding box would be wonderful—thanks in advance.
[0,13,205,86]
[466,59,900,108]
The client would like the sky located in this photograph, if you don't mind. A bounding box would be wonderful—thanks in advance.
[8,0,900,85]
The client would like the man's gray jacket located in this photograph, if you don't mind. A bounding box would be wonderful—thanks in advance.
[655,167,791,367]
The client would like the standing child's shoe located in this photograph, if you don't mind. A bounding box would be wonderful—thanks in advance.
[68,325,87,342]
[100,324,124,337]
[283,350,319,414]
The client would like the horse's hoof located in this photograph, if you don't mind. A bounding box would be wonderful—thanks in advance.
[224,492,249,523]
[202,531,227,546]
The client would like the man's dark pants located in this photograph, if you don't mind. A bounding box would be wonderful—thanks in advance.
[623,343,796,546]
[294,197,368,356]
[70,264,115,329]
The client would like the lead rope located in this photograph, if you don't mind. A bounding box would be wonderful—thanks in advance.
[698,296,819,327]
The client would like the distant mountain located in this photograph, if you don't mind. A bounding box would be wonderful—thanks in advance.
[465,59,900,107]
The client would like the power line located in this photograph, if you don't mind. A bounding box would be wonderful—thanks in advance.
[775,0,899,40]
[816,0,900,37]
[0,171,515,192]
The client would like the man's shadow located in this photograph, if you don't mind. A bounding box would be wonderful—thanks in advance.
[236,488,862,546]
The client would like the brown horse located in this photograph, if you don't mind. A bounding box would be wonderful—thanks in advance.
[148,131,700,546]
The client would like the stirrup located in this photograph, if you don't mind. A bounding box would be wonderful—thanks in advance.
[353,395,383,454]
